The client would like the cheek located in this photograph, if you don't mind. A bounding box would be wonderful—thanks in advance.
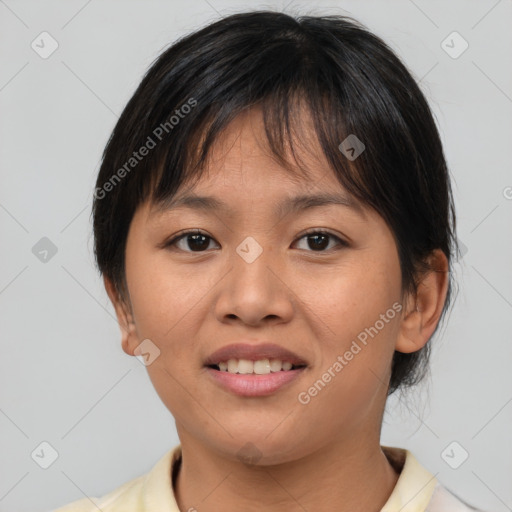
[126,250,203,341]
[126,257,208,424]
[125,247,226,382]
[301,249,402,348]
[296,252,401,414]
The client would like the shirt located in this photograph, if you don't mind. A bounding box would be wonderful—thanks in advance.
[52,444,485,512]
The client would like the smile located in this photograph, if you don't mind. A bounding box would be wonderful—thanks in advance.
[208,358,306,374]
[203,342,309,396]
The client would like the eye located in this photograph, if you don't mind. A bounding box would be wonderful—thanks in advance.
[165,229,219,252]
[293,229,348,252]
[164,228,348,253]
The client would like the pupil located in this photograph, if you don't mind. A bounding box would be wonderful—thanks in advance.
[309,233,328,251]
[188,234,209,251]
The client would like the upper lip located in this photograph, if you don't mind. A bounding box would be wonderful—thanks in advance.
[204,343,308,366]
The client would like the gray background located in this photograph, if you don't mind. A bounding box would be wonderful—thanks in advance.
[0,1,511,511]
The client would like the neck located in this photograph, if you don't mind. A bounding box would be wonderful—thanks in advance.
[173,431,400,512]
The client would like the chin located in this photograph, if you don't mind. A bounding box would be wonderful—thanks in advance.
[207,433,309,467]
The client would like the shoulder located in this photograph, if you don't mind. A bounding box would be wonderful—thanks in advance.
[52,445,181,512]
[381,446,487,512]
[426,482,488,512]
[51,473,145,512]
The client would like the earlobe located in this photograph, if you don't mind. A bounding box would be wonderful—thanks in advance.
[103,275,139,357]
[395,249,449,354]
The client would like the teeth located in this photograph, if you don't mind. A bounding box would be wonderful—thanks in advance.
[254,359,270,374]
[217,358,298,374]
[238,359,253,374]
[269,359,282,372]
[282,361,292,371]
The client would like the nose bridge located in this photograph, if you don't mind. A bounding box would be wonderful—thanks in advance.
[232,234,278,296]
[215,233,292,325]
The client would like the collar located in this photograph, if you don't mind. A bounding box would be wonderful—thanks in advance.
[381,445,438,511]
[141,444,438,512]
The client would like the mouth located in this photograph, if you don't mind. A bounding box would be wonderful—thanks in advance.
[203,343,308,397]
[206,359,307,374]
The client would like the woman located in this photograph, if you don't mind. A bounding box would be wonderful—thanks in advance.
[55,11,485,512]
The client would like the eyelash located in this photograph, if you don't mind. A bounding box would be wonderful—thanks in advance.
[163,228,349,253]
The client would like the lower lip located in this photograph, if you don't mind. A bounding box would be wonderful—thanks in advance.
[205,367,306,397]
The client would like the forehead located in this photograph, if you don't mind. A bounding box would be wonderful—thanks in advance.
[148,107,367,220]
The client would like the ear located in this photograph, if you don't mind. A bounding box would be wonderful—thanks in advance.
[103,275,138,357]
[395,249,449,354]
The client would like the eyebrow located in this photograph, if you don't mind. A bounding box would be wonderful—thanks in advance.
[151,191,367,220]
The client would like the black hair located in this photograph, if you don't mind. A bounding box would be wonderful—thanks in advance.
[91,10,459,396]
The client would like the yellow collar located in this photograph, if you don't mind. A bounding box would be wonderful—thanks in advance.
[139,444,438,512]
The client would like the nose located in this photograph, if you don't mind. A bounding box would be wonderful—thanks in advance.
[214,240,294,327]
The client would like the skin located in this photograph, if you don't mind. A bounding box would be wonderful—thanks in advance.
[105,107,449,512]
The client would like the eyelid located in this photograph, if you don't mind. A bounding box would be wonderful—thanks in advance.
[160,228,214,249]
[293,228,349,250]
[162,228,349,252]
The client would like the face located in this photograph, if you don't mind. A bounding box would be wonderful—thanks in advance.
[110,107,418,465]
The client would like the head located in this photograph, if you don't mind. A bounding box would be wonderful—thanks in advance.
[93,11,458,462]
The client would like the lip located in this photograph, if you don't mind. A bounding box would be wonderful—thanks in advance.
[204,342,308,367]
[203,343,308,397]
[205,366,307,397]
